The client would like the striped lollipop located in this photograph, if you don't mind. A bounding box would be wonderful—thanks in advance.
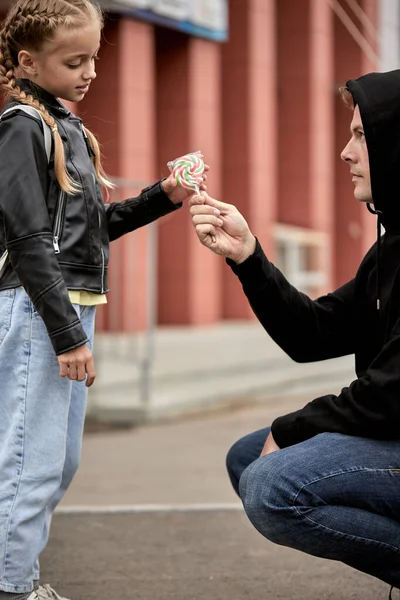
[168,151,204,195]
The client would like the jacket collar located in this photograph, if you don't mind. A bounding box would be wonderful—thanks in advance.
[14,78,71,119]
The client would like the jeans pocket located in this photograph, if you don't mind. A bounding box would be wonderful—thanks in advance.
[25,292,42,320]
[30,301,41,319]
[0,288,15,346]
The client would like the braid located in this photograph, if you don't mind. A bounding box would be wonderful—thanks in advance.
[83,127,115,192]
[0,0,112,194]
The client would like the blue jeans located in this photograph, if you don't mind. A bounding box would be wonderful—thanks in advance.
[226,426,400,588]
[0,288,95,593]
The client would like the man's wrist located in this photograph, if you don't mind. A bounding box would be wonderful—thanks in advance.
[234,235,257,265]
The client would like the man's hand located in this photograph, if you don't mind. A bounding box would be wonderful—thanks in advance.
[189,192,257,264]
[161,155,210,205]
[57,344,96,388]
[260,432,280,457]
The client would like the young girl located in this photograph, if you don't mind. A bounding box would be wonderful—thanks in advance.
[0,2,207,599]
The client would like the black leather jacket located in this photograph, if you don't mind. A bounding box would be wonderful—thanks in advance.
[0,79,179,355]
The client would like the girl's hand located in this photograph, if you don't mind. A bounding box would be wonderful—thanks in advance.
[57,344,96,387]
[189,192,257,264]
[161,156,210,204]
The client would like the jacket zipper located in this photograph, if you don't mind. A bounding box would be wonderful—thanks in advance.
[98,209,105,293]
[100,248,105,293]
[81,122,96,158]
[53,191,66,254]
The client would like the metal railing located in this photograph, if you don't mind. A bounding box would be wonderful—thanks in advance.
[89,177,158,419]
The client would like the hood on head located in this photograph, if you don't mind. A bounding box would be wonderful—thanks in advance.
[346,70,400,231]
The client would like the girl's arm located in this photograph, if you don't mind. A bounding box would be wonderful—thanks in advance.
[105,181,181,242]
[0,113,88,355]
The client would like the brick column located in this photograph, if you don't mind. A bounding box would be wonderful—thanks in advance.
[277,0,311,229]
[276,0,335,296]
[80,16,156,332]
[156,30,223,325]
[221,0,277,319]
[360,0,379,255]
[310,0,335,293]
[334,0,378,287]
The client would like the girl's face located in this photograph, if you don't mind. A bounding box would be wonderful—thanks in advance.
[19,22,101,102]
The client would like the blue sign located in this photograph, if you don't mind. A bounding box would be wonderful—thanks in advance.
[100,0,228,42]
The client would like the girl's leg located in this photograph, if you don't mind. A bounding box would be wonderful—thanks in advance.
[0,289,71,593]
[34,306,96,582]
[239,432,400,588]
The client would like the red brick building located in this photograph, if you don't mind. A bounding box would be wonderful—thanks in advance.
[0,0,379,333]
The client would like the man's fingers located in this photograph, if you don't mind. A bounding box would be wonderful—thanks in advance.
[192,214,223,227]
[188,194,206,208]
[189,191,232,215]
[195,223,217,244]
[190,204,220,217]
[202,192,232,213]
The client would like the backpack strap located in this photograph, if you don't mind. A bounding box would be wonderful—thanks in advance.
[0,105,54,278]
[1,104,52,162]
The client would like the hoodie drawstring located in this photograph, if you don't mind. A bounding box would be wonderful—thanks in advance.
[366,203,383,311]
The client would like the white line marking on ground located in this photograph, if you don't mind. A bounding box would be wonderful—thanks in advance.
[56,503,243,515]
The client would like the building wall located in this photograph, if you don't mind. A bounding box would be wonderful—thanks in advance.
[0,0,379,331]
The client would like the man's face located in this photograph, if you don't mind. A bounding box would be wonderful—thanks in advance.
[340,105,372,203]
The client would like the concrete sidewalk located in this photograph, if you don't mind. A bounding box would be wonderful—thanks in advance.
[87,323,355,425]
[39,398,393,599]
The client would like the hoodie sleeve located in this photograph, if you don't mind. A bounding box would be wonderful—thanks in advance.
[0,114,88,355]
[105,181,181,242]
[228,238,356,362]
[271,317,400,447]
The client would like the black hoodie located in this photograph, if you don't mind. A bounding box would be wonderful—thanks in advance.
[228,70,400,449]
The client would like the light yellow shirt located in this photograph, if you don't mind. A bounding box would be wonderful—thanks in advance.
[21,286,107,306]
[68,291,107,306]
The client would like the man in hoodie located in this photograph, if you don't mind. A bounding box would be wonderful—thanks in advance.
[189,70,400,597]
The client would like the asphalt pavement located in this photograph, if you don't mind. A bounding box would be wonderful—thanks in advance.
[40,396,392,599]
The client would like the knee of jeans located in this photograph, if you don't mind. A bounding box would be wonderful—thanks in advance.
[61,450,81,488]
[239,456,296,544]
[226,438,249,496]
[226,441,241,480]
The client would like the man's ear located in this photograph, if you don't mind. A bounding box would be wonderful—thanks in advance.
[18,50,38,76]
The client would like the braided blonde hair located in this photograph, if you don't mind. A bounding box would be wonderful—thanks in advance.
[0,0,114,194]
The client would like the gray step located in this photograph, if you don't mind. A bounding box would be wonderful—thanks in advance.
[87,323,355,424]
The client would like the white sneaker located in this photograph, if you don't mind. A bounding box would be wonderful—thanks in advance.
[28,584,71,600]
